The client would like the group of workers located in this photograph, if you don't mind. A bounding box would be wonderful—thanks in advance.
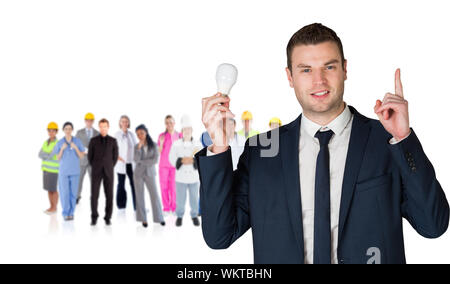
[39,111,282,228]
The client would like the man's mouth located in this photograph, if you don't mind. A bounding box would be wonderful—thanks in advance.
[310,89,330,98]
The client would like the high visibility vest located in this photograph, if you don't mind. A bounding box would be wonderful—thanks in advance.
[41,140,59,174]
[237,129,259,139]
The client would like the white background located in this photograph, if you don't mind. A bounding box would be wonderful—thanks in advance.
[0,0,449,264]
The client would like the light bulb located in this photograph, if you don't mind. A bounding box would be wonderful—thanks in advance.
[216,63,238,95]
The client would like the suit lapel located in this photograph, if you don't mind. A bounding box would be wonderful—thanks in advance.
[338,106,372,244]
[280,114,304,260]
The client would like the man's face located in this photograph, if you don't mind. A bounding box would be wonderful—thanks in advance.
[270,123,280,130]
[85,120,94,129]
[286,41,347,118]
[225,119,236,139]
[243,120,251,131]
[99,122,109,136]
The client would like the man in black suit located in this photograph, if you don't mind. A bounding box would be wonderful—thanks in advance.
[88,118,119,226]
[195,23,449,264]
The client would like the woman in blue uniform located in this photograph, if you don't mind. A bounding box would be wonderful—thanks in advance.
[52,122,85,221]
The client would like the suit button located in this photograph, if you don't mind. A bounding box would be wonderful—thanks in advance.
[339,259,345,264]
[411,166,417,172]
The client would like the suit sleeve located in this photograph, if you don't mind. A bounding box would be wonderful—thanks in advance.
[147,147,159,166]
[136,146,159,166]
[389,128,449,238]
[134,146,141,164]
[112,139,119,166]
[88,139,94,165]
[195,140,251,249]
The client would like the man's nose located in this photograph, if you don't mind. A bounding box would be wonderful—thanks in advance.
[312,69,326,85]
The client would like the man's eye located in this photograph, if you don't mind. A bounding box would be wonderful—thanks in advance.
[302,69,311,73]
[326,65,335,70]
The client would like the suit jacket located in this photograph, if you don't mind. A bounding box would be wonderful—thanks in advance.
[195,106,449,264]
[88,135,119,178]
[134,144,159,177]
[76,128,100,166]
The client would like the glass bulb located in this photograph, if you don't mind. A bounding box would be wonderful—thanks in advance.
[216,63,238,95]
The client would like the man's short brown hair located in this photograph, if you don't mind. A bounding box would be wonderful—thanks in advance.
[286,23,345,72]
[99,118,109,126]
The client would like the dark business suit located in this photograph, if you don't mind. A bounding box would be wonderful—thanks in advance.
[195,106,449,264]
[88,135,119,222]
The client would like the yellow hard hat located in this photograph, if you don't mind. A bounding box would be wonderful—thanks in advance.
[241,111,253,121]
[269,117,282,127]
[47,122,58,130]
[85,113,95,120]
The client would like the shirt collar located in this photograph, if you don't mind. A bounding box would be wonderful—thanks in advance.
[301,103,352,138]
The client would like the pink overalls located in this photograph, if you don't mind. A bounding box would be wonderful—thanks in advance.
[158,131,182,212]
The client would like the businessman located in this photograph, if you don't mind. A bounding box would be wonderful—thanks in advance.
[196,23,449,264]
[75,113,99,204]
[88,118,119,226]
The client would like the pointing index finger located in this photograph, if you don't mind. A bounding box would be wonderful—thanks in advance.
[395,68,404,97]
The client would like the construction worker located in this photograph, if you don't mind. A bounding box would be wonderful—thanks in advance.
[237,111,259,139]
[269,117,282,130]
[39,122,60,215]
[75,113,99,204]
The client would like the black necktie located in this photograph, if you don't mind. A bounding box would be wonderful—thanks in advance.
[313,129,334,264]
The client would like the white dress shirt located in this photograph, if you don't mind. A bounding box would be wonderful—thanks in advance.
[229,133,246,170]
[299,104,353,264]
[86,128,93,140]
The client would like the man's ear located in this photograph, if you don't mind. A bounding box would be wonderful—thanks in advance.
[285,67,294,88]
[343,59,348,81]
